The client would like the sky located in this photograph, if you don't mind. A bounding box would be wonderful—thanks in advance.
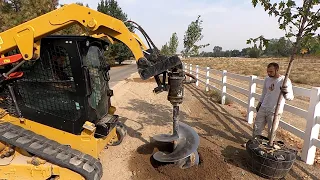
[58,0,313,53]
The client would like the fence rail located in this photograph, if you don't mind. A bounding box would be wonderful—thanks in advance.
[183,63,320,166]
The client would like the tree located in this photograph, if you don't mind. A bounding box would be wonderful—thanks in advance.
[277,37,292,56]
[250,0,320,146]
[0,0,59,32]
[246,35,269,51]
[97,0,134,64]
[224,50,231,57]
[213,46,223,57]
[248,46,261,58]
[300,34,320,55]
[241,47,251,57]
[231,49,241,57]
[168,32,179,55]
[182,15,210,57]
[246,35,269,58]
[160,32,179,56]
[263,37,293,57]
[160,43,170,56]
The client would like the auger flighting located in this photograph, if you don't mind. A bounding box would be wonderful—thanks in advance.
[152,67,200,169]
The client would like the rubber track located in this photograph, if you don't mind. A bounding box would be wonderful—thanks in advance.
[0,122,102,180]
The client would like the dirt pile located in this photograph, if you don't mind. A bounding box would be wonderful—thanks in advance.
[129,138,232,180]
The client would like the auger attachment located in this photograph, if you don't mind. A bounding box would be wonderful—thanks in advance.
[151,68,200,169]
[153,120,200,169]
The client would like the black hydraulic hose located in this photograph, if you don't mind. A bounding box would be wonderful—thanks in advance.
[129,20,155,49]
[131,25,152,50]
[125,20,159,52]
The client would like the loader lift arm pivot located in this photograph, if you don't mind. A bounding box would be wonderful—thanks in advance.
[0,3,199,180]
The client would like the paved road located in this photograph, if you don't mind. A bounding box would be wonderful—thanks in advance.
[109,64,138,88]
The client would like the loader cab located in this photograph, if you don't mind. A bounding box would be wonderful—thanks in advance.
[5,35,114,135]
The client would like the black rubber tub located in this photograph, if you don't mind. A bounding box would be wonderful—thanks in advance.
[246,135,297,179]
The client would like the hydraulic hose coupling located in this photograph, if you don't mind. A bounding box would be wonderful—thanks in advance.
[167,73,184,106]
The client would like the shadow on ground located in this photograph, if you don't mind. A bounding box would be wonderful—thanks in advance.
[118,82,320,179]
[185,84,320,180]
[118,85,256,179]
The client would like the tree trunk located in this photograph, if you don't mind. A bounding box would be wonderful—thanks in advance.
[268,44,297,146]
[268,0,312,146]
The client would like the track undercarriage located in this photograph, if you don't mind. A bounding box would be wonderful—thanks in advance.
[0,112,125,180]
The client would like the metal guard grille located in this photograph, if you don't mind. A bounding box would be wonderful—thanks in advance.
[2,46,81,121]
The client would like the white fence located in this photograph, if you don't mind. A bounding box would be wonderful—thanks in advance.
[184,63,320,165]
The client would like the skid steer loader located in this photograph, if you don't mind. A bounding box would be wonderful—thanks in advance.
[0,3,199,180]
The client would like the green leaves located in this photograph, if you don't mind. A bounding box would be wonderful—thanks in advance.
[279,1,285,9]
[251,0,319,47]
[286,0,296,7]
[247,0,319,57]
[168,32,179,55]
[97,0,134,63]
[251,0,319,145]
[0,0,59,32]
[182,15,210,57]
[246,35,270,50]
[160,43,170,56]
[97,0,128,22]
[160,32,179,56]
[252,0,258,7]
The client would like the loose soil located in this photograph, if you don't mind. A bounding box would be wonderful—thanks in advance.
[100,72,320,180]
[129,138,232,180]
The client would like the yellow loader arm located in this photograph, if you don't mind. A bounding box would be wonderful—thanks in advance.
[131,33,148,50]
[0,3,179,81]
[0,2,193,92]
[0,3,145,60]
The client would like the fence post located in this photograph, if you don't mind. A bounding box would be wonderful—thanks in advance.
[247,75,257,124]
[206,67,210,91]
[189,64,192,81]
[221,70,227,105]
[301,87,320,165]
[196,65,199,86]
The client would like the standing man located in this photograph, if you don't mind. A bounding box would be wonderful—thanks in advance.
[252,62,294,142]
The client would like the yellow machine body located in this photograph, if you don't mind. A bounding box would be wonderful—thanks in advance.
[0,106,119,180]
[0,109,118,159]
[0,151,84,180]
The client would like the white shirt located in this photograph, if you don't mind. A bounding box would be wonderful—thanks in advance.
[260,75,294,113]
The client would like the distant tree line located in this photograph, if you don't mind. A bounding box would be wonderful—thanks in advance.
[159,14,319,59]
[198,35,320,58]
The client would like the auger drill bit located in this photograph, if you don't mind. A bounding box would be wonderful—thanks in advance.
[152,69,200,169]
[172,105,179,143]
